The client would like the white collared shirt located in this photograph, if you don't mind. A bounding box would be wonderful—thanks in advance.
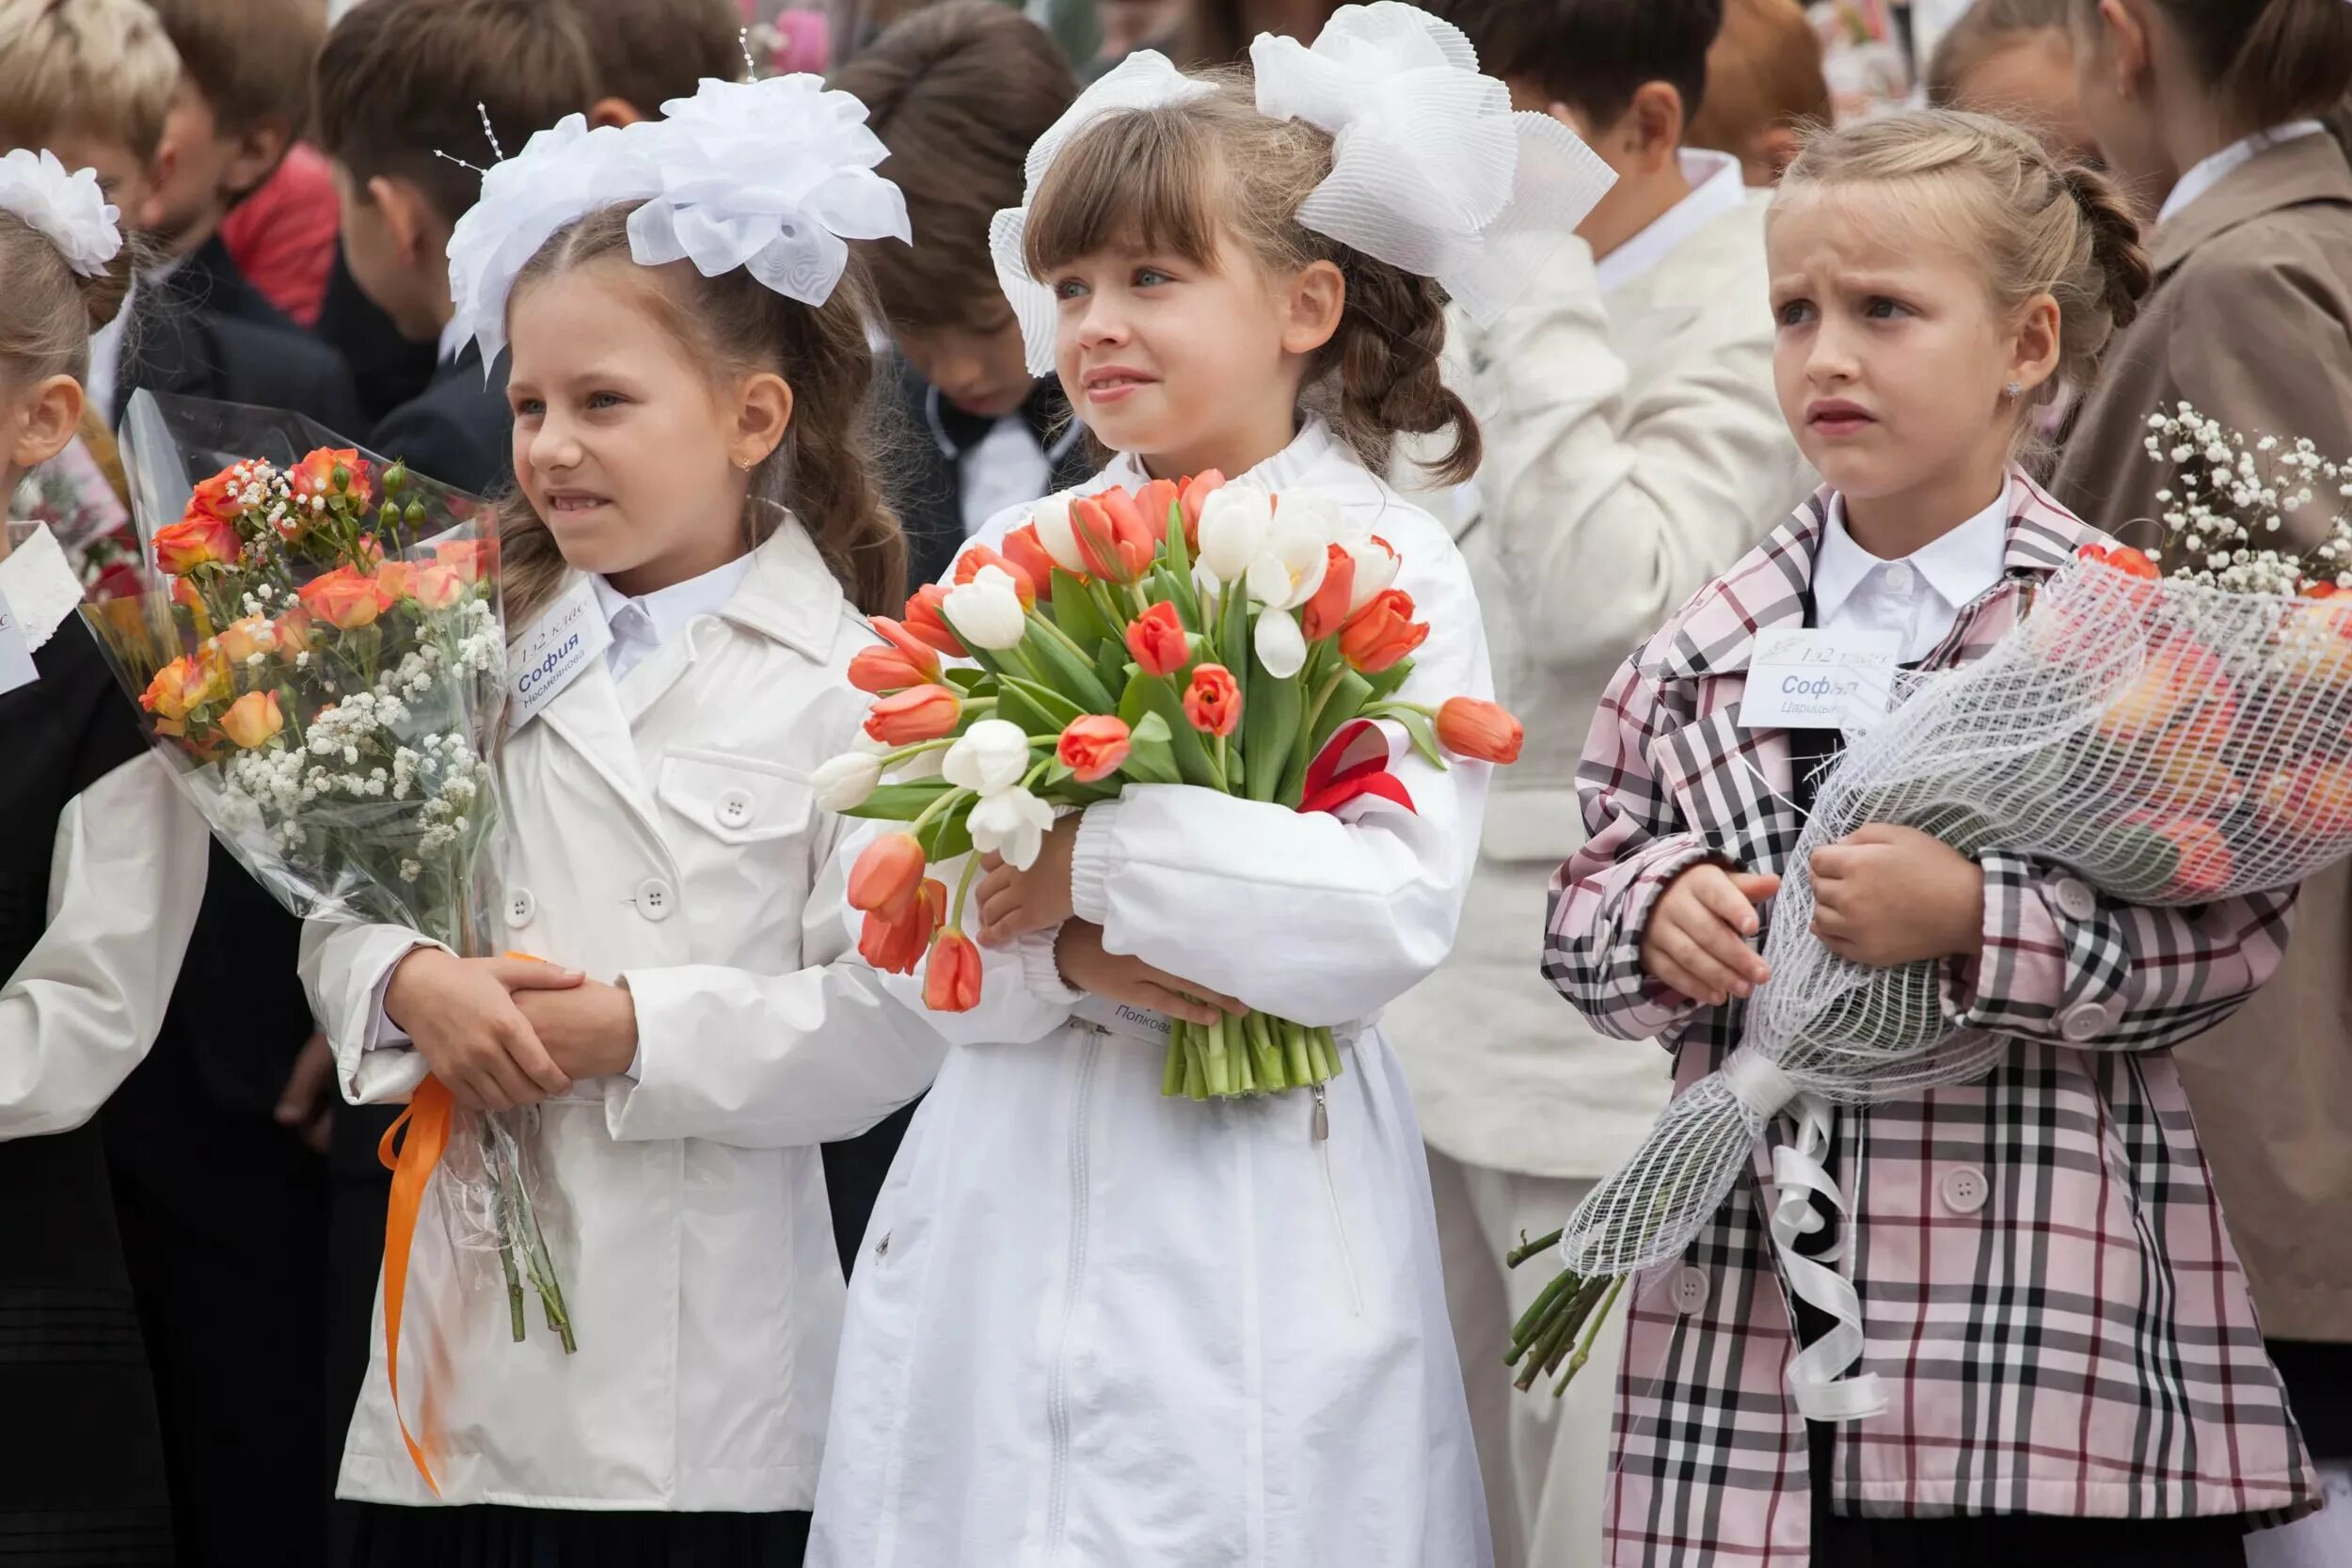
[1594,150,1748,296]
[2157,120,2329,228]
[926,385,1086,539]
[591,554,756,683]
[1814,482,2010,662]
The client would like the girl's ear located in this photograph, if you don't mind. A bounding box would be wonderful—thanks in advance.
[732,370,795,470]
[1281,259,1346,357]
[2008,293,2063,401]
[8,374,86,473]
[2091,0,2153,101]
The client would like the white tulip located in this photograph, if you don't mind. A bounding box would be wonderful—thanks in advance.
[966,785,1056,871]
[942,718,1031,796]
[813,751,883,812]
[1345,534,1400,612]
[942,565,1028,650]
[1195,484,1273,584]
[1254,606,1308,679]
[1245,515,1329,610]
[1029,494,1088,576]
[1278,490,1350,545]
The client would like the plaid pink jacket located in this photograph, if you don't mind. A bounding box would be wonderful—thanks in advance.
[1546,477,2317,1565]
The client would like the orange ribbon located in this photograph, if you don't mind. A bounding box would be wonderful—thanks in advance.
[377,1074,454,1497]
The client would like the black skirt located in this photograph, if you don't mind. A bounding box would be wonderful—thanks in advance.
[339,1503,809,1568]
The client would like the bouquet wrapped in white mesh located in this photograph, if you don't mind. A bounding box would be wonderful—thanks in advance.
[1508,407,2352,1404]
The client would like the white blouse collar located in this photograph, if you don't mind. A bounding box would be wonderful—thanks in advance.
[1104,416,1345,496]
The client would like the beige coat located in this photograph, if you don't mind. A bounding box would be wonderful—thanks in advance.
[2053,128,2352,1339]
[1388,188,1814,1179]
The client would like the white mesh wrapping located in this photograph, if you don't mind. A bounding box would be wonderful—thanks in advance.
[1564,560,2352,1278]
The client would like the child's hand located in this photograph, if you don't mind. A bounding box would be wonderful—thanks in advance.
[1810,824,1985,968]
[513,978,641,1081]
[383,950,580,1112]
[1055,921,1246,1027]
[974,816,1080,946]
[1641,863,1780,1006]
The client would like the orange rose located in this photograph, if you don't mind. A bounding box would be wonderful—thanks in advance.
[153,513,241,576]
[218,689,285,749]
[215,614,280,665]
[1436,697,1524,764]
[1183,663,1242,737]
[273,603,316,657]
[1057,715,1132,784]
[1339,589,1429,674]
[138,651,231,736]
[1123,600,1190,677]
[848,832,930,921]
[1298,544,1357,641]
[864,684,962,745]
[924,929,984,1012]
[297,565,397,629]
[185,466,246,524]
[1072,489,1154,583]
[432,538,495,582]
[290,446,373,509]
[902,582,968,657]
[956,544,1037,610]
[1001,523,1058,602]
[412,562,468,610]
[375,561,417,602]
[858,878,946,975]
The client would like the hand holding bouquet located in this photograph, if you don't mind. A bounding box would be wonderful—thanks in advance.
[821,473,1523,1101]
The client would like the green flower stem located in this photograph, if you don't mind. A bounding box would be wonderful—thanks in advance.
[1557,1275,1628,1399]
[909,785,974,837]
[878,738,956,771]
[947,843,986,930]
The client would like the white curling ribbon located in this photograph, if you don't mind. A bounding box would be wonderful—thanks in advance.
[1768,1095,1889,1424]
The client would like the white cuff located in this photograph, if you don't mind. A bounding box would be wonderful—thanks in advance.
[1015,926,1083,1006]
[365,942,436,1051]
[1069,800,1123,927]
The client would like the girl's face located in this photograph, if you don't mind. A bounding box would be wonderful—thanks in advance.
[1767,187,2048,524]
[505,260,783,597]
[1047,227,1335,479]
[1958,33,2101,167]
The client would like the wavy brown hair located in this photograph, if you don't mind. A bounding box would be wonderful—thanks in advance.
[1020,71,1481,486]
[494,204,906,630]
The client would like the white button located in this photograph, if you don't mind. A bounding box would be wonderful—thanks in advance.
[635,879,675,922]
[715,788,755,828]
[1672,1266,1710,1315]
[1940,1166,1990,1215]
[1881,562,1914,594]
[2053,878,2097,923]
[2059,999,2111,1042]
[505,888,535,927]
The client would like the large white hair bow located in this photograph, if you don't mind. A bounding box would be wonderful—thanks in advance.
[443,75,911,372]
[0,148,123,279]
[990,2,1614,378]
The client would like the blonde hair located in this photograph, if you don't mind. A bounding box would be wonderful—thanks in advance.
[1022,70,1481,485]
[1774,109,2150,439]
[493,206,906,630]
[0,0,183,163]
[0,210,131,391]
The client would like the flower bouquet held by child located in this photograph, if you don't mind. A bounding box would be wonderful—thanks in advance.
[819,471,1527,1101]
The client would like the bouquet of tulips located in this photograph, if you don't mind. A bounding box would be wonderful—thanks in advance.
[818,471,1524,1101]
[82,391,572,1362]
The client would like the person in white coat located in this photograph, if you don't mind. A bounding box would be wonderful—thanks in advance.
[1385,6,1816,1566]
[807,13,1614,1566]
[297,82,935,1566]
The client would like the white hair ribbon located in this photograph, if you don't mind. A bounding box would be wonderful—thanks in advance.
[0,148,123,279]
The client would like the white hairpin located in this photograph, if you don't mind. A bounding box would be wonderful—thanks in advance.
[0,148,123,279]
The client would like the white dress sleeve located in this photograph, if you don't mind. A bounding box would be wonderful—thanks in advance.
[299,918,442,1106]
[0,753,210,1139]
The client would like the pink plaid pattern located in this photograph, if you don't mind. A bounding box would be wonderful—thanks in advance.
[1547,476,2317,1565]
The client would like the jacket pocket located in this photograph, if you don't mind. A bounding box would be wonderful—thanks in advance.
[657,748,814,847]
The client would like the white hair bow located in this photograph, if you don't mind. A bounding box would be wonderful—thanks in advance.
[990,2,1615,378]
[0,148,123,279]
[442,75,911,372]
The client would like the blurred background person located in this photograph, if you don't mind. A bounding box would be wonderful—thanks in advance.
[1686,0,1834,183]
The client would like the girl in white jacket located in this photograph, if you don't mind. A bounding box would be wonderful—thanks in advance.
[809,12,1612,1565]
[300,82,939,1565]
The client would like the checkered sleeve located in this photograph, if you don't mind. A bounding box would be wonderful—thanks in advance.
[1941,850,2296,1050]
[1544,653,1723,1042]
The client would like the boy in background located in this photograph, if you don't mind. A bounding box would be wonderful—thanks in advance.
[565,0,748,126]
[1391,4,1814,1566]
[1686,0,1834,184]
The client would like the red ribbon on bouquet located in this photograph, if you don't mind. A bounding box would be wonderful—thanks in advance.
[1299,718,1418,817]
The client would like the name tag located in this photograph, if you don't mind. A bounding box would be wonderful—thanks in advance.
[0,589,35,698]
[1070,993,1173,1046]
[507,578,612,728]
[1740,628,1899,732]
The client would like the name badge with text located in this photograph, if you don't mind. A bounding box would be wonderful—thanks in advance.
[1740,628,1900,731]
[507,578,612,728]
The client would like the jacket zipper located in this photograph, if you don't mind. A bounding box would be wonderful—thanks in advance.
[1312,1084,1362,1316]
[1043,1032,1102,1560]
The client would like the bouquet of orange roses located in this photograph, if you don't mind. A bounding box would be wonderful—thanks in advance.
[83,390,572,1370]
[817,472,1524,1101]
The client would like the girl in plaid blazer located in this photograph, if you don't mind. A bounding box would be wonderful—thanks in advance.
[1549,111,2319,1567]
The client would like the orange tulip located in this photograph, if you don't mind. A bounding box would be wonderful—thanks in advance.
[957,544,1038,610]
[1298,544,1357,641]
[412,562,468,610]
[850,617,943,692]
[1072,489,1154,583]
[1135,478,1181,547]
[1124,600,1189,677]
[290,446,373,509]
[154,513,241,576]
[218,689,286,749]
[924,929,984,1012]
[1002,523,1058,601]
[848,832,930,921]
[1339,589,1429,674]
[215,614,278,665]
[864,684,961,745]
[858,878,946,974]
[1057,715,1132,784]
[1184,663,1241,737]
[1436,697,1524,764]
[1179,470,1225,550]
[902,583,968,657]
[298,565,397,629]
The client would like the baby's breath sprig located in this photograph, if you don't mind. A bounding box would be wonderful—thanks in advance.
[2141,402,2352,594]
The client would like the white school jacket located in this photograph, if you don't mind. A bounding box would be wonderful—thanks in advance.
[302,520,950,1513]
[809,420,1496,1568]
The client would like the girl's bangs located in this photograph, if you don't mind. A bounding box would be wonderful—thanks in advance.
[1023,109,1225,277]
